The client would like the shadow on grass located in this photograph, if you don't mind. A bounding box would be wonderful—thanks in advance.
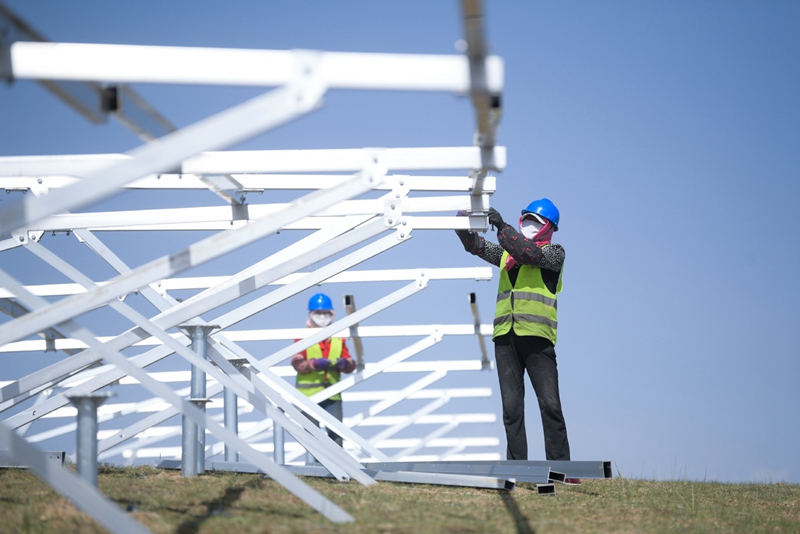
[176,485,245,534]
[500,492,535,534]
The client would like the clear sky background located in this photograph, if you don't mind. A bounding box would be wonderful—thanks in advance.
[1,1,799,484]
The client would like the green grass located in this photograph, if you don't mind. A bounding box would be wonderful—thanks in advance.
[0,465,798,533]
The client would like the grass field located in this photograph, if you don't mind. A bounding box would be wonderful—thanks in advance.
[1,465,798,533]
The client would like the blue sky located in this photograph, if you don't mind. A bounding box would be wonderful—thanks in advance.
[1,1,799,484]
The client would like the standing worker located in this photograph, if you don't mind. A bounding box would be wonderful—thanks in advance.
[291,293,356,450]
[456,199,575,474]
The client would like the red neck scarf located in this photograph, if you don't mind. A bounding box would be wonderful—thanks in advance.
[503,220,555,271]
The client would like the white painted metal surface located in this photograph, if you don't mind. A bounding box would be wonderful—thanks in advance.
[9,42,503,92]
[0,0,505,528]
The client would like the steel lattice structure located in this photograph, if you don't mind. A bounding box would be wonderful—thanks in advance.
[0,1,515,529]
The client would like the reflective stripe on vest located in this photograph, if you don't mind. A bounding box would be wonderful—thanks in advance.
[493,250,562,343]
[296,338,344,400]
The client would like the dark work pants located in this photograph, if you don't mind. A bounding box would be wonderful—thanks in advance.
[494,331,570,461]
[319,398,344,447]
[304,397,344,465]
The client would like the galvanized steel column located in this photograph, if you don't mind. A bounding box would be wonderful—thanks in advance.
[223,359,246,463]
[67,393,112,487]
[274,419,285,465]
[181,324,216,477]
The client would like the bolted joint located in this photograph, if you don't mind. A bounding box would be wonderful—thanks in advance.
[415,270,429,290]
[11,230,27,245]
[394,218,412,240]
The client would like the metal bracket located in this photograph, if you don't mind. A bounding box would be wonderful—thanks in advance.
[415,270,430,291]
[26,230,43,242]
[10,229,27,245]
[467,193,490,233]
[290,49,327,113]
[469,292,492,370]
[44,334,56,353]
[384,175,409,227]
[343,294,365,371]
[431,326,444,343]
[231,200,249,222]
[394,217,412,241]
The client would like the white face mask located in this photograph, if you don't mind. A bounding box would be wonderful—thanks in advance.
[310,311,333,328]
[520,216,544,239]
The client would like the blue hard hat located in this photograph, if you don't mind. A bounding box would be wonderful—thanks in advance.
[308,293,333,311]
[522,198,560,230]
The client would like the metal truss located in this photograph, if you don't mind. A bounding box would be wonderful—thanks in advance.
[0,0,524,529]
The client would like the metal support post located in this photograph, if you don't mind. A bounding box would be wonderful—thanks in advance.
[181,398,209,477]
[66,392,113,488]
[222,385,236,463]
[180,403,197,478]
[223,358,247,463]
[182,324,216,475]
[274,418,285,465]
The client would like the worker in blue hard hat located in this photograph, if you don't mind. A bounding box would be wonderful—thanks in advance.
[456,198,576,480]
[291,293,355,450]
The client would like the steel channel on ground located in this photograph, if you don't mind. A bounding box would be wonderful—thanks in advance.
[376,460,612,479]
[162,460,516,491]
[429,460,612,479]
[363,461,552,484]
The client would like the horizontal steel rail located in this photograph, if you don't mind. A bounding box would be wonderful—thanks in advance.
[8,41,503,92]
[363,461,553,484]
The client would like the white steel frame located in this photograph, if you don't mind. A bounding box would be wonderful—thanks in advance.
[0,0,504,529]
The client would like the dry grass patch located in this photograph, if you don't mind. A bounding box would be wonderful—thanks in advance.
[0,466,798,533]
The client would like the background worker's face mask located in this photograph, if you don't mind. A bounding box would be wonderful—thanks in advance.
[519,214,545,240]
[309,311,333,328]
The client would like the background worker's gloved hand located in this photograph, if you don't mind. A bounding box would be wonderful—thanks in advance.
[335,358,348,371]
[310,358,330,370]
[487,207,505,229]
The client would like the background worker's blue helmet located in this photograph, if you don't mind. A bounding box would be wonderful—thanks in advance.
[522,198,560,231]
[308,293,333,311]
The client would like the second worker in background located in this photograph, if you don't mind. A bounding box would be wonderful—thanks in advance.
[292,293,356,449]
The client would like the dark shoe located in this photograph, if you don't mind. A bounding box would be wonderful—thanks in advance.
[564,478,582,485]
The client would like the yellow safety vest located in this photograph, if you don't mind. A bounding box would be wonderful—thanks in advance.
[295,338,345,400]
[493,250,563,343]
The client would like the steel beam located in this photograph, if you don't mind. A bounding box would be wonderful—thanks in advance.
[363,461,553,484]
[256,276,427,370]
[18,239,369,486]
[309,333,442,405]
[365,397,451,445]
[0,173,498,193]
[0,147,505,178]
[21,192,486,228]
[0,297,79,356]
[0,49,330,235]
[8,41,502,93]
[0,449,64,468]
[0,269,356,523]
[0,4,175,137]
[2,221,401,428]
[366,469,514,491]
[159,460,515,491]
[363,460,613,480]
[0,170,377,347]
